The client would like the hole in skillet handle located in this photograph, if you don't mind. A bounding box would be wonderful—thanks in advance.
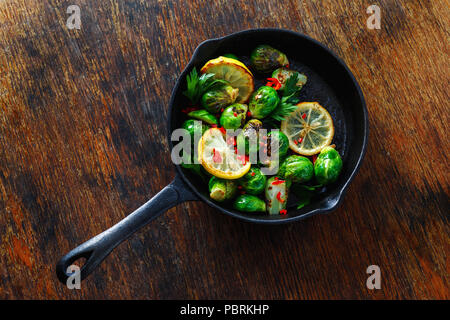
[55,175,198,284]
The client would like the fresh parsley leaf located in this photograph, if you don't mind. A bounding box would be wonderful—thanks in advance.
[268,72,303,122]
[268,96,298,122]
[282,71,301,96]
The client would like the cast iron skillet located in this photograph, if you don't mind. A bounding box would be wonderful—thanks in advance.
[56,28,368,284]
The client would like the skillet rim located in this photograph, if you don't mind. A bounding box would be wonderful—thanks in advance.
[167,28,369,224]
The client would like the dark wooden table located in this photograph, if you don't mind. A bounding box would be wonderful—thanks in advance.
[0,0,448,299]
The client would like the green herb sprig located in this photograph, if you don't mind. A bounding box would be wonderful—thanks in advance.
[183,68,228,104]
[268,71,303,122]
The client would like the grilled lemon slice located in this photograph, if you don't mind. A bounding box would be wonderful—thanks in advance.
[200,56,254,103]
[198,128,251,179]
[281,102,334,155]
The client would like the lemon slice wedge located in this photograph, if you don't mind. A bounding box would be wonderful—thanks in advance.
[281,102,334,155]
[198,128,251,179]
[200,56,254,103]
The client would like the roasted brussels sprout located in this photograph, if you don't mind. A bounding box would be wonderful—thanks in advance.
[201,85,239,114]
[219,103,248,129]
[233,194,266,212]
[208,176,237,202]
[182,119,207,142]
[236,119,263,155]
[278,155,314,183]
[265,177,288,215]
[249,86,280,119]
[222,53,240,61]
[314,146,343,185]
[272,68,307,91]
[267,130,289,159]
[238,167,267,195]
[250,45,289,74]
[188,109,218,125]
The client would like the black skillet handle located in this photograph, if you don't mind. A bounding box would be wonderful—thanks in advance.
[56,174,197,284]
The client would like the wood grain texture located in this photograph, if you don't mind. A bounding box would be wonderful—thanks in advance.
[0,0,448,299]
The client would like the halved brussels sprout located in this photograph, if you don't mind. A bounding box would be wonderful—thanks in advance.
[272,68,307,91]
[201,85,239,114]
[238,167,267,195]
[233,194,266,212]
[219,103,248,129]
[236,119,263,155]
[314,146,343,185]
[278,155,314,183]
[188,109,218,125]
[208,176,237,202]
[249,86,280,119]
[250,45,289,74]
[267,130,289,159]
[265,177,288,215]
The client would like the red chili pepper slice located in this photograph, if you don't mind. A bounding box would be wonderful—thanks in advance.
[212,149,222,163]
[276,192,285,203]
[265,77,282,90]
[279,209,287,215]
[271,180,284,185]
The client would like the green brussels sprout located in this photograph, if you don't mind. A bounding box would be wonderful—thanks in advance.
[272,68,307,91]
[219,103,248,129]
[208,176,237,202]
[222,53,240,61]
[238,167,267,195]
[188,109,218,125]
[314,146,343,185]
[233,194,266,212]
[267,130,289,159]
[249,86,280,119]
[250,45,289,74]
[201,85,239,114]
[265,177,288,215]
[182,119,207,141]
[236,119,263,155]
[278,155,314,183]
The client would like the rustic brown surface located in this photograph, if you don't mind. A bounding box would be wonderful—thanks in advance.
[0,0,448,299]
